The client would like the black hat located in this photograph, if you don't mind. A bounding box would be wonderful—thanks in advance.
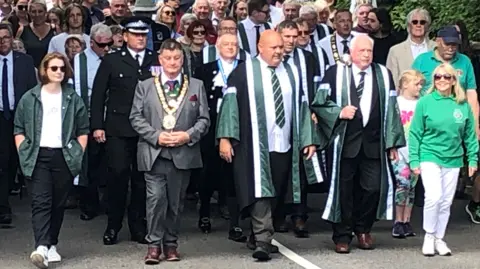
[437,25,460,44]
[121,16,153,34]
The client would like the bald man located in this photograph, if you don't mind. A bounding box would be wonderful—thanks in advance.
[216,30,318,260]
[193,33,246,242]
[311,35,405,253]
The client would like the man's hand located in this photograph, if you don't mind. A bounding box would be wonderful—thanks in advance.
[412,168,420,176]
[219,138,234,163]
[339,105,357,120]
[303,145,316,160]
[311,113,318,124]
[158,132,173,146]
[469,167,478,177]
[103,8,111,17]
[93,130,106,143]
[168,131,190,147]
[389,148,399,161]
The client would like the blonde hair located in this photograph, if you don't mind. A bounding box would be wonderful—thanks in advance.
[398,69,424,93]
[427,63,465,103]
[313,0,329,12]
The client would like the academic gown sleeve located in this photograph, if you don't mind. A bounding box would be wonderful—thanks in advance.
[310,67,342,150]
[384,70,406,150]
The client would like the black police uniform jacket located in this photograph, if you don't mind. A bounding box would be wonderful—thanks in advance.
[90,47,159,137]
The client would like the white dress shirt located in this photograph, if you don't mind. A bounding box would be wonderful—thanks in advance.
[161,72,182,86]
[74,48,101,111]
[318,32,356,65]
[0,51,14,111]
[48,32,91,56]
[269,5,283,27]
[352,64,373,127]
[39,90,63,148]
[238,17,272,56]
[410,38,428,60]
[213,58,236,87]
[258,57,293,153]
[127,48,146,65]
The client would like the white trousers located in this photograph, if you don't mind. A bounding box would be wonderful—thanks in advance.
[420,162,460,239]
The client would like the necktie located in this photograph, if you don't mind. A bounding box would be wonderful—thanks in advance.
[135,54,141,66]
[342,40,350,54]
[268,66,285,128]
[283,54,290,64]
[255,25,261,46]
[165,80,178,92]
[2,58,9,120]
[310,35,315,45]
[357,71,366,99]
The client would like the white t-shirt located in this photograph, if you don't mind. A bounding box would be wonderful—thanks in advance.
[39,90,63,148]
[396,95,418,163]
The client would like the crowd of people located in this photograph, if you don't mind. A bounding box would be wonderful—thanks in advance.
[0,0,479,267]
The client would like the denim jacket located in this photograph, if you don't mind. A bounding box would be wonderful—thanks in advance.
[13,84,90,178]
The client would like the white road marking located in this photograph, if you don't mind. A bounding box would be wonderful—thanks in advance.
[271,239,323,269]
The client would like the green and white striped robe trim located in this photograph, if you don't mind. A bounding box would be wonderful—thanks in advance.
[321,63,395,223]
[202,45,250,64]
[295,48,324,184]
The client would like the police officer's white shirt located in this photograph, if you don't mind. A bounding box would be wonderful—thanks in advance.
[39,90,63,148]
[127,48,145,65]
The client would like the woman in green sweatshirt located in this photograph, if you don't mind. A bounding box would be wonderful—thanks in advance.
[409,63,478,257]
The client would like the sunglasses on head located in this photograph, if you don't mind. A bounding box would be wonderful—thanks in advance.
[411,20,427,25]
[164,11,176,16]
[94,40,113,48]
[193,30,206,35]
[17,5,27,11]
[434,73,453,81]
[49,65,66,73]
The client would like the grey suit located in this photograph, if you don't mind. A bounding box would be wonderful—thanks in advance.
[130,75,210,248]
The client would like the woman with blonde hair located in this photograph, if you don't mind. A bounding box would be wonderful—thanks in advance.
[313,0,331,25]
[156,4,181,38]
[391,70,424,239]
[409,63,478,256]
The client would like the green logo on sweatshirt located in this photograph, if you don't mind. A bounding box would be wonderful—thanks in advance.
[453,109,464,123]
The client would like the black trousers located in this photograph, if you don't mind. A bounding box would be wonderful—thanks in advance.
[332,150,381,244]
[0,112,17,215]
[105,136,146,235]
[28,148,73,248]
[79,135,106,214]
[291,159,308,221]
[270,151,293,226]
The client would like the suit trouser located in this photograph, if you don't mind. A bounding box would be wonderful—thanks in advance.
[332,151,381,244]
[79,135,106,214]
[145,157,190,248]
[28,148,73,248]
[106,136,146,234]
[290,159,308,221]
[252,151,291,243]
[0,112,17,215]
[420,162,459,240]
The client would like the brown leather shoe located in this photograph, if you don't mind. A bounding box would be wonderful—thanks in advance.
[292,218,309,238]
[356,233,374,250]
[165,247,180,262]
[144,247,161,265]
[335,243,350,254]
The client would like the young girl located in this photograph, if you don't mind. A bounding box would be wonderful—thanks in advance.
[409,63,478,256]
[392,70,424,239]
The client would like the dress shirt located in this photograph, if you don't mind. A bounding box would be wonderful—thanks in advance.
[211,12,222,27]
[269,5,283,27]
[161,72,182,87]
[410,38,428,60]
[213,58,236,87]
[351,64,373,127]
[0,51,14,111]
[74,48,101,111]
[47,32,91,56]
[127,48,146,65]
[258,56,293,153]
[238,17,271,56]
[318,32,355,65]
[284,51,294,65]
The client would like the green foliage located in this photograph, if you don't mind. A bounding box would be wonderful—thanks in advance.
[390,0,480,40]
[334,0,350,9]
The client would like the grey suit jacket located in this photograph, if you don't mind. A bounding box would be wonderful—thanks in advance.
[386,38,436,88]
[129,76,210,172]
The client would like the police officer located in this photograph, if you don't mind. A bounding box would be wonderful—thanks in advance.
[90,16,159,245]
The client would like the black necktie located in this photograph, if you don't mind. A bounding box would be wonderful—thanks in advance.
[135,54,140,66]
[283,54,290,63]
[342,40,350,54]
[2,58,9,120]
[310,35,315,45]
[357,71,366,99]
[255,25,261,46]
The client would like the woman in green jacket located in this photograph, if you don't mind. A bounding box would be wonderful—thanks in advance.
[409,63,479,257]
[13,52,89,269]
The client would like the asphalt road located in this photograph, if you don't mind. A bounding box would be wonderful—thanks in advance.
[2,193,480,269]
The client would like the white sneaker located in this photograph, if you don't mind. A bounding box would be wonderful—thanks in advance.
[435,239,452,256]
[30,245,49,269]
[422,234,435,256]
[48,246,62,262]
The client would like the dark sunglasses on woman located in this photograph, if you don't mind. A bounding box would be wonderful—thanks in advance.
[164,11,176,16]
[434,74,453,81]
[17,5,27,11]
[411,20,427,25]
[49,66,66,73]
[193,30,206,35]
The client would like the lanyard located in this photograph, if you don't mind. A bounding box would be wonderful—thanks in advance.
[217,59,238,85]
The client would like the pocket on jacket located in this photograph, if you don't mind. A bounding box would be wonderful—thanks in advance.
[64,140,84,176]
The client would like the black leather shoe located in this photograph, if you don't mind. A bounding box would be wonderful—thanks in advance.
[131,232,148,244]
[0,214,12,225]
[252,243,271,261]
[292,218,309,238]
[198,217,211,234]
[228,227,247,242]
[103,229,118,245]
[246,236,278,253]
[80,211,97,221]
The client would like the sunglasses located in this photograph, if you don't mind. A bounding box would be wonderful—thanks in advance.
[164,11,176,16]
[17,5,27,11]
[411,20,427,25]
[94,40,114,48]
[49,65,66,73]
[298,30,309,36]
[193,30,206,35]
[434,74,453,81]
